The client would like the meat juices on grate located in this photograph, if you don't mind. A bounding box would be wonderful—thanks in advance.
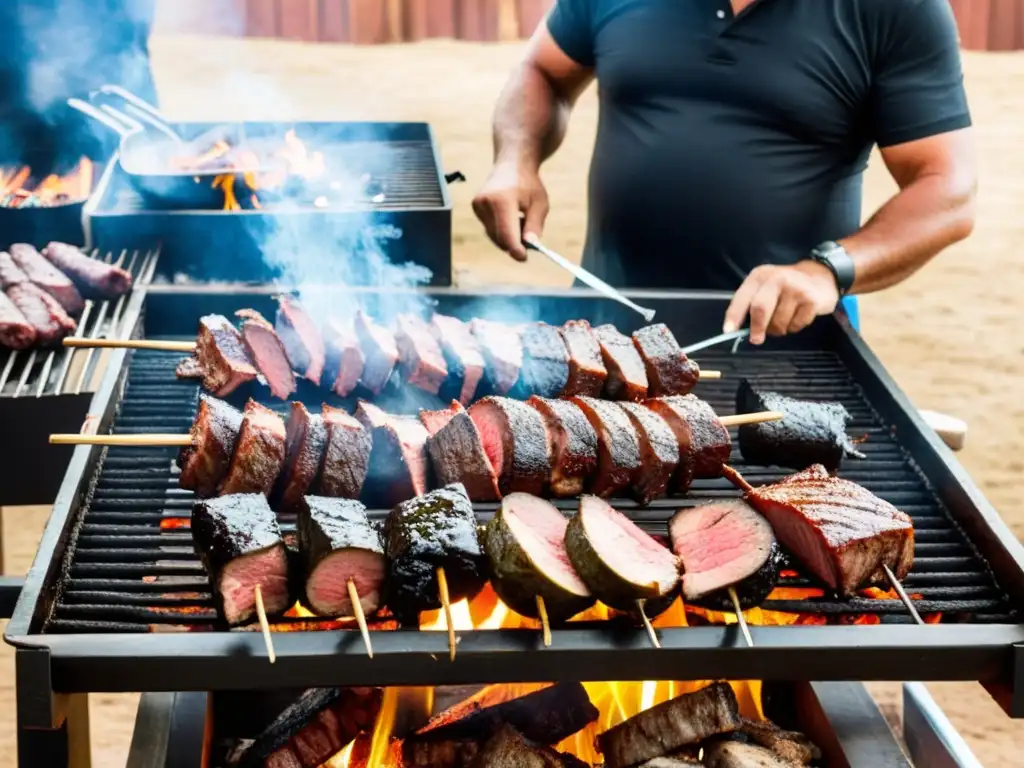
[702,740,797,768]
[746,464,915,596]
[220,400,288,496]
[426,402,501,501]
[178,396,244,498]
[527,396,598,498]
[235,309,297,400]
[597,682,742,768]
[431,313,486,404]
[319,405,373,499]
[272,402,328,513]
[190,493,290,626]
[512,321,571,398]
[646,394,730,480]
[298,496,385,616]
[469,396,550,496]
[354,309,399,395]
[276,296,325,385]
[9,242,85,316]
[617,401,680,504]
[4,282,77,345]
[191,314,259,396]
[593,323,648,401]
[356,400,429,507]
[0,251,29,290]
[42,241,133,299]
[0,292,36,349]
[560,319,607,397]
[470,318,523,395]
[395,312,449,394]
[632,323,701,396]
[569,396,641,497]
[322,318,364,397]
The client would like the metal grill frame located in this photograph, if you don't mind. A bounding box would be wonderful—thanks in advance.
[8,287,1024,730]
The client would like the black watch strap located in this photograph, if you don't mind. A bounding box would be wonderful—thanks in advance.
[809,241,856,296]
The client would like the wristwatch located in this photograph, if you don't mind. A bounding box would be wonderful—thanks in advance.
[808,241,856,296]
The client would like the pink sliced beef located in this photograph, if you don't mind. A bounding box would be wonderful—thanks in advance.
[431,313,485,405]
[178,396,244,498]
[617,401,679,504]
[191,314,258,396]
[593,324,648,401]
[319,405,373,499]
[427,402,501,502]
[272,402,328,514]
[560,320,608,397]
[632,323,700,396]
[356,400,429,507]
[527,396,598,498]
[394,313,448,394]
[220,401,287,496]
[647,395,731,479]
[236,309,297,400]
[469,396,550,496]
[569,396,641,498]
[470,318,523,395]
[9,242,84,316]
[323,318,364,397]
[276,296,325,385]
[354,310,399,395]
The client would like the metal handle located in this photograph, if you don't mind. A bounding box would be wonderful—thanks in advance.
[96,85,177,133]
[903,683,983,768]
[681,329,751,355]
[67,98,135,138]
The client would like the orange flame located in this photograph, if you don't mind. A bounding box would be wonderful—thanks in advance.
[0,157,93,206]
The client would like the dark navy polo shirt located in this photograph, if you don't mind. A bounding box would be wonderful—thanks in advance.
[547,0,971,290]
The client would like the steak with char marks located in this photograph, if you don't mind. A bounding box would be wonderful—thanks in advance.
[426,402,501,501]
[272,402,327,513]
[9,242,84,315]
[395,313,448,394]
[178,396,243,498]
[647,395,730,479]
[356,400,429,507]
[236,309,297,400]
[319,405,373,499]
[469,396,550,496]
[594,324,648,401]
[569,396,641,497]
[355,310,399,395]
[632,323,700,396]
[560,320,607,397]
[276,297,325,385]
[323,318,364,397]
[512,322,570,398]
[617,402,679,504]
[527,396,597,498]
[191,314,258,396]
[220,401,287,496]
[431,313,486,404]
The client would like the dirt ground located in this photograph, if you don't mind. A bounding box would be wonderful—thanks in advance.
[1,35,1023,767]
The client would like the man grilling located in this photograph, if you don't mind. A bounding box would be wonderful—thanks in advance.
[472,0,976,342]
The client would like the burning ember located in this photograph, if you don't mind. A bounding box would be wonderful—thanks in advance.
[210,130,328,211]
[0,157,93,207]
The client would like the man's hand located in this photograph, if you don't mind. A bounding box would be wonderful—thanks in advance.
[472,162,549,261]
[723,261,840,345]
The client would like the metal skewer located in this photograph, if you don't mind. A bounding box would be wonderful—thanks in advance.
[884,564,925,625]
[682,328,751,355]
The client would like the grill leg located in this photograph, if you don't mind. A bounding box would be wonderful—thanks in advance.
[17,693,91,768]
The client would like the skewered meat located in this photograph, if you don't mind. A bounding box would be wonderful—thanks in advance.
[4,282,77,345]
[276,296,325,385]
[736,379,865,472]
[470,396,550,495]
[395,313,448,395]
[383,483,487,622]
[220,401,287,496]
[426,402,501,502]
[298,496,385,616]
[175,356,203,379]
[560,319,607,397]
[432,313,485,405]
[421,400,463,437]
[236,309,297,400]
[593,324,648,401]
[323,318,364,397]
[355,309,398,395]
[596,683,742,768]
[617,402,679,504]
[647,394,731,479]
[564,495,679,611]
[745,465,914,596]
[0,292,36,349]
[191,493,290,626]
[272,402,327,513]
[9,243,84,315]
[670,501,779,609]
[702,740,796,768]
[320,405,372,499]
[486,493,594,621]
[191,314,259,396]
[527,396,598,498]
[512,322,571,398]
[42,241,133,299]
[356,400,429,507]
[471,318,523,395]
[570,396,641,497]
[178,396,243,498]
[632,323,700,396]
[738,718,820,765]
[0,251,29,290]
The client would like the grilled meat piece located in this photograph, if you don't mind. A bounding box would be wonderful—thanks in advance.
[565,495,679,611]
[570,396,641,497]
[470,396,550,495]
[486,494,594,621]
[632,323,700,396]
[298,496,385,616]
[560,319,607,397]
[220,401,288,496]
[471,318,523,395]
[597,682,742,768]
[42,241,133,299]
[0,291,36,349]
[323,318,364,397]
[738,718,820,765]
[175,355,204,379]
[236,309,297,400]
[272,402,327,513]
[746,465,915,596]
[470,725,585,768]
[617,402,679,504]
[593,323,648,401]
[432,313,486,405]
[427,403,501,502]
[0,251,29,290]
[647,394,730,479]
[703,740,797,768]
[191,493,290,626]
[383,483,486,622]
[736,379,865,472]
[356,400,429,507]
[276,297,325,385]
[354,309,399,395]
[527,396,598,498]
[192,314,258,396]
[395,313,448,394]
[320,405,373,499]
[178,396,244,498]
[9,242,84,315]
[421,400,463,436]
[512,322,570,398]
[5,282,77,345]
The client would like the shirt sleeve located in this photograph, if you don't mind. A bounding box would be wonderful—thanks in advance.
[868,0,971,148]
[546,0,595,67]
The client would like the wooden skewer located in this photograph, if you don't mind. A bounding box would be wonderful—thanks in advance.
[253,584,277,664]
[436,567,457,662]
[62,338,197,352]
[535,595,552,648]
[728,587,754,648]
[347,579,374,658]
[636,599,661,649]
[719,411,785,427]
[697,370,722,380]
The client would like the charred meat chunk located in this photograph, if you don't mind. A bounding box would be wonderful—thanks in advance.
[320,405,373,500]
[276,296,325,385]
[298,496,385,616]
[9,242,84,316]
[395,313,449,394]
[191,493,290,626]
[420,400,463,437]
[42,241,133,299]
[569,396,641,497]
[617,402,679,504]
[560,320,607,397]
[470,396,550,496]
[236,309,297,400]
[356,400,429,507]
[178,396,244,498]
[647,394,730,479]
[471,725,585,768]
[594,324,648,401]
[432,313,486,405]
[0,251,29,290]
[632,324,700,397]
[470,318,523,395]
[323,318,365,397]
[4,282,77,345]
[383,483,486,622]
[738,718,821,765]
[527,396,598,498]
[0,292,36,349]
[427,403,501,502]
[703,740,797,768]
[191,314,258,396]
[355,309,399,395]
[512,322,571,398]
[175,356,204,380]
[220,400,287,496]
[272,402,328,514]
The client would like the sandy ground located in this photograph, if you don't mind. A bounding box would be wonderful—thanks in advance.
[1,35,1023,767]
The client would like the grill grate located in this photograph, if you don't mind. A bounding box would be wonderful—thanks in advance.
[43,348,1014,634]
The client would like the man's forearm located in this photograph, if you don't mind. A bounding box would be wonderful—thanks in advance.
[492,63,572,171]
